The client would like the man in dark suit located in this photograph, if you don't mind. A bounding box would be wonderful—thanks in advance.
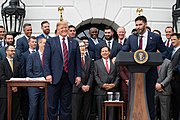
[72,41,93,120]
[0,33,21,61]
[117,26,127,46]
[0,25,5,48]
[170,33,180,120]
[121,15,168,120]
[26,37,46,120]
[88,27,103,59]
[95,26,122,60]
[94,46,119,120]
[16,23,32,54]
[0,45,22,120]
[36,21,51,40]
[19,36,37,120]
[80,36,94,59]
[155,58,173,120]
[44,20,81,120]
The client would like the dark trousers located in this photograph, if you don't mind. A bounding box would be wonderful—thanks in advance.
[48,72,72,120]
[171,81,180,120]
[0,92,20,120]
[20,87,29,120]
[146,73,157,120]
[28,87,45,120]
[72,92,92,120]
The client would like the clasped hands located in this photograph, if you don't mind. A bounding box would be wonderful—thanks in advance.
[102,83,115,90]
[155,83,164,92]
[82,85,90,92]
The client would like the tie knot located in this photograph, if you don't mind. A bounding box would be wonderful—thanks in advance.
[62,38,65,41]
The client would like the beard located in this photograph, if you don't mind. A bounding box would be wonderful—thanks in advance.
[44,29,50,35]
[7,41,14,46]
[105,36,113,40]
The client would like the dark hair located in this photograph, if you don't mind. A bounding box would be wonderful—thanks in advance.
[23,23,31,29]
[135,15,147,23]
[100,45,110,52]
[28,36,36,42]
[153,29,161,36]
[0,25,4,29]
[55,29,57,34]
[4,32,14,39]
[165,26,174,32]
[80,36,88,40]
[68,25,76,30]
[41,21,49,27]
[104,26,113,31]
[171,33,180,39]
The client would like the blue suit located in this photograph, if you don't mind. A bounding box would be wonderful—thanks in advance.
[16,36,29,54]
[26,52,45,120]
[44,36,81,120]
[122,31,168,120]
[88,38,103,60]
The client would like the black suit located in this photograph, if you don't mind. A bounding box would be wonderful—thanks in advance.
[94,59,119,120]
[95,40,122,60]
[72,56,93,120]
[0,58,22,120]
[170,48,180,120]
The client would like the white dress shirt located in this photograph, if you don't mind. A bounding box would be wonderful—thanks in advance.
[59,36,69,59]
[106,39,113,49]
[138,30,148,50]
[102,58,110,70]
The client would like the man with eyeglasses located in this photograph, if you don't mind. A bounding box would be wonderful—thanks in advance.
[0,45,22,120]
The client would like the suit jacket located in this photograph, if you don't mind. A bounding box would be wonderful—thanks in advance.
[88,38,103,57]
[95,40,122,60]
[171,48,180,83]
[0,58,22,98]
[0,47,21,61]
[21,50,30,77]
[156,58,172,95]
[118,66,129,92]
[36,33,51,40]
[16,36,29,54]
[26,52,44,78]
[94,59,119,95]
[122,31,168,81]
[72,57,93,93]
[44,36,81,84]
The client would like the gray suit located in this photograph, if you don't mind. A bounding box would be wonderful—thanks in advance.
[94,59,119,120]
[155,58,173,120]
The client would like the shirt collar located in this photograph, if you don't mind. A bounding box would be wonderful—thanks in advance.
[139,30,148,38]
[59,35,68,41]
[29,48,36,53]
[6,57,13,61]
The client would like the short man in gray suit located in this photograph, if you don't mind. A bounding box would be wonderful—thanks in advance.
[154,58,173,120]
[94,46,119,120]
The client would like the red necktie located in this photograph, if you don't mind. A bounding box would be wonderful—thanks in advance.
[167,40,170,47]
[139,36,143,49]
[62,38,68,73]
[81,56,85,66]
[105,60,109,73]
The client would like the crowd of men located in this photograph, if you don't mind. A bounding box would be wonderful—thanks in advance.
[0,15,180,120]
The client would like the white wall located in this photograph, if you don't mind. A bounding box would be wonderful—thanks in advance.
[0,0,176,39]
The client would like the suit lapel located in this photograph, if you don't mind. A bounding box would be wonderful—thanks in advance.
[145,31,153,51]
[56,36,63,59]
[171,48,180,60]
[100,59,109,74]
[68,37,73,60]
[109,60,114,74]
[133,35,139,50]
[37,52,43,69]
[5,58,13,75]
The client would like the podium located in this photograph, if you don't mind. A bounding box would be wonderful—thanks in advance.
[115,51,163,120]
